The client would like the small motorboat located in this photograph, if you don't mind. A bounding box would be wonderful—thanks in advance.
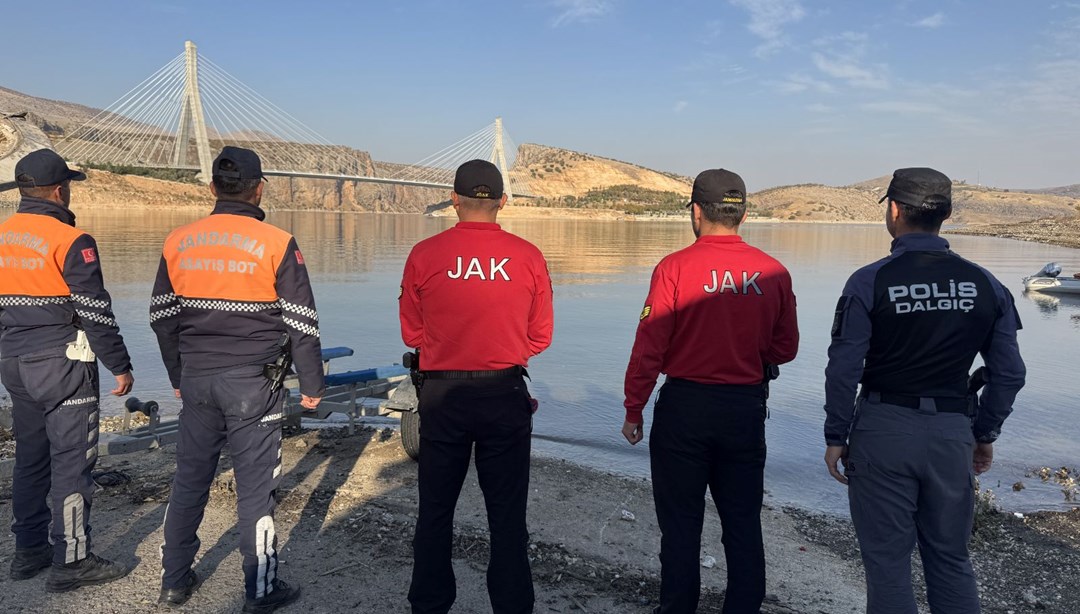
[1023,262,1080,295]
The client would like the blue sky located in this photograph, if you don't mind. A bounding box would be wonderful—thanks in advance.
[2,0,1078,189]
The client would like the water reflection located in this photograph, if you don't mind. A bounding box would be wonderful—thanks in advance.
[1,206,1077,514]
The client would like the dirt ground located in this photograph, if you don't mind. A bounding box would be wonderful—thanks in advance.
[0,424,1077,613]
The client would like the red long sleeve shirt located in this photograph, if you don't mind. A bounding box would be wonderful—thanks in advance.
[399,221,553,371]
[623,234,799,423]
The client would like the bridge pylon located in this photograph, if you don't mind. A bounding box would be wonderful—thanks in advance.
[172,41,214,184]
[491,117,513,203]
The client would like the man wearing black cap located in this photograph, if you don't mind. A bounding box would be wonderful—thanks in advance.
[150,146,324,612]
[399,159,553,614]
[824,167,1025,613]
[0,149,135,591]
[622,169,799,613]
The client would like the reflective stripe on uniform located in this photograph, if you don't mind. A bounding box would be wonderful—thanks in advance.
[255,515,277,598]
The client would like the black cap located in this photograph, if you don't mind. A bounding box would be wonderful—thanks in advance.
[879,167,951,208]
[453,159,503,200]
[687,168,746,208]
[14,149,86,187]
[212,146,266,181]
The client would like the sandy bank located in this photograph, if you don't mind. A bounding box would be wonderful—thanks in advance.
[0,422,1076,613]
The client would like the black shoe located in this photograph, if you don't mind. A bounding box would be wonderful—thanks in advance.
[159,569,202,607]
[45,553,131,593]
[9,544,53,580]
[243,579,301,613]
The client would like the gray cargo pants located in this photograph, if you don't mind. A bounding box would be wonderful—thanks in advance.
[846,394,980,614]
[160,364,285,600]
[1,346,100,565]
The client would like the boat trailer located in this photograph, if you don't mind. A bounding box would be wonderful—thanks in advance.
[0,346,420,481]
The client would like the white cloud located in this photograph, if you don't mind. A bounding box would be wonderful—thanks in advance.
[812,53,889,89]
[861,101,943,115]
[550,0,613,27]
[915,12,946,29]
[727,0,806,57]
[673,101,689,113]
[774,73,835,94]
[806,103,833,113]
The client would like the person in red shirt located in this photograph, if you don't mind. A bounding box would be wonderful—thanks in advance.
[622,169,799,614]
[399,159,553,614]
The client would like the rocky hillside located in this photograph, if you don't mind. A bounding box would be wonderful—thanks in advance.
[2,85,1078,222]
[749,184,880,221]
[514,144,692,198]
[0,86,101,136]
[753,179,1080,225]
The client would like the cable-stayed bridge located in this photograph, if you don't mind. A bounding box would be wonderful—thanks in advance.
[55,41,532,199]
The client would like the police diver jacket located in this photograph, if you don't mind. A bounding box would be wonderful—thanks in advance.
[0,197,132,374]
[149,200,325,398]
[824,233,1026,446]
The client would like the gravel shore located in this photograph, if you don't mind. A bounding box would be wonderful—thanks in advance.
[947,216,1080,250]
[0,422,1077,613]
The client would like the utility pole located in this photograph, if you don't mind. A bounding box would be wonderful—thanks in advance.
[491,117,513,203]
[172,41,213,183]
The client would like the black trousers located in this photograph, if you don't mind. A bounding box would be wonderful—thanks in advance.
[160,364,285,600]
[650,378,767,614]
[408,375,534,614]
[1,346,100,565]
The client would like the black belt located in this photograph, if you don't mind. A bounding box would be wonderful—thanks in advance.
[864,391,969,413]
[422,366,524,380]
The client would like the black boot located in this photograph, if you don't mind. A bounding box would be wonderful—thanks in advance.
[9,544,53,580]
[45,553,131,593]
[159,569,202,607]
[243,578,302,613]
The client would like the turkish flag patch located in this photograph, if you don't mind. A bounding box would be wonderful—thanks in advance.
[295,250,305,265]
[81,248,97,263]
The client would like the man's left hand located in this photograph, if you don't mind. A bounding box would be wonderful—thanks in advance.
[301,395,321,409]
[111,372,134,396]
[622,420,644,445]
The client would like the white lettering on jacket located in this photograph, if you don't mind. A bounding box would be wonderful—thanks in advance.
[887,280,978,313]
[703,270,763,295]
[447,257,512,281]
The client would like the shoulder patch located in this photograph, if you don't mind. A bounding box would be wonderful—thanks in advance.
[81,248,97,264]
[294,250,305,265]
[831,296,851,338]
[640,305,652,321]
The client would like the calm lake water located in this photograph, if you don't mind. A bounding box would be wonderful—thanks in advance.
[1,207,1077,515]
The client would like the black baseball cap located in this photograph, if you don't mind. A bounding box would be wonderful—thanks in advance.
[879,167,951,208]
[686,168,746,208]
[14,149,86,187]
[453,159,503,200]
[212,146,266,181]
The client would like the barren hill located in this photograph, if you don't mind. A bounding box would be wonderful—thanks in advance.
[3,85,1078,222]
[514,144,692,198]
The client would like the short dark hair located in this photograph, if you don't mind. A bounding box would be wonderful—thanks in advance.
[456,194,501,210]
[212,159,261,201]
[17,175,60,199]
[697,200,746,228]
[895,199,950,231]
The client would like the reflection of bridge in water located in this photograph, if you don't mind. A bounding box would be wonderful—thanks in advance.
[55,41,532,199]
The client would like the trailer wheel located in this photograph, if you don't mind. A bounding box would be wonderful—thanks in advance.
[401,410,420,461]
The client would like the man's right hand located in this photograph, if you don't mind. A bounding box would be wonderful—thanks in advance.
[825,445,849,485]
[173,389,182,399]
[622,420,644,445]
[973,442,994,474]
[301,395,321,409]
[111,372,134,396]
